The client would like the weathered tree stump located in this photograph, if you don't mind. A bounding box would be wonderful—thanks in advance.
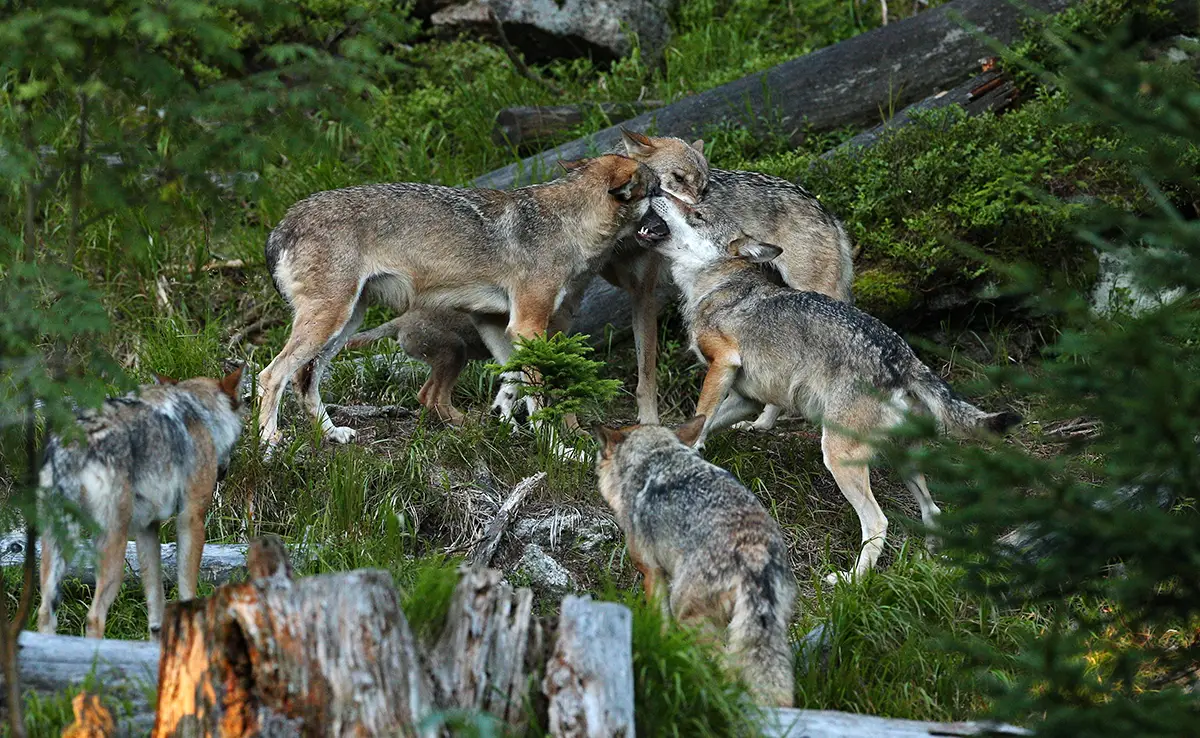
[543,595,635,738]
[153,569,433,737]
[427,568,547,730]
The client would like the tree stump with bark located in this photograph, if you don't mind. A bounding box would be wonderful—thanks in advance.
[153,569,433,737]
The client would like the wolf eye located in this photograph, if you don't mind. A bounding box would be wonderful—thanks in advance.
[672,172,684,181]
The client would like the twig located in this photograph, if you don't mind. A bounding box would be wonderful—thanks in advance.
[467,472,547,567]
[489,8,565,97]
[325,404,416,420]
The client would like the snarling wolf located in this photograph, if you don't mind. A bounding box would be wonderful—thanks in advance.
[37,366,245,638]
[620,129,855,431]
[636,197,1021,582]
[594,417,797,706]
[258,155,659,448]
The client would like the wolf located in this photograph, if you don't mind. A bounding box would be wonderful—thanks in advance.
[343,308,492,425]
[619,129,855,431]
[37,366,245,639]
[635,198,1021,582]
[257,155,659,448]
[594,416,797,707]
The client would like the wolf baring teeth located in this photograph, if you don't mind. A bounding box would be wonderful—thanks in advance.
[37,367,246,639]
[635,196,1022,583]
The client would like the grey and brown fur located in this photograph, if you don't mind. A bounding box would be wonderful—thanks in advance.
[620,130,855,431]
[343,309,491,424]
[258,155,659,448]
[637,197,1021,582]
[37,366,245,638]
[594,418,797,706]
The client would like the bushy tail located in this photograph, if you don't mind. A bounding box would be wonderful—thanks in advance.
[908,366,1022,438]
[728,569,796,707]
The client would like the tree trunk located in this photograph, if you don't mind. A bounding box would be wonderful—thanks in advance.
[153,569,433,737]
[494,102,662,151]
[542,596,635,738]
[471,0,1075,190]
[427,568,547,730]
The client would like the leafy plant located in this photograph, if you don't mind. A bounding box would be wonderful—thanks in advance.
[489,333,621,424]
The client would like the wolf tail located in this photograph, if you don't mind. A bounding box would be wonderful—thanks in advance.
[908,366,1021,438]
[728,565,796,707]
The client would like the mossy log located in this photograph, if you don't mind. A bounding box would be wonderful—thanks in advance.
[471,0,1074,190]
[494,102,663,151]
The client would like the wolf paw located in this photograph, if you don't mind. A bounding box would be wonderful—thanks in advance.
[326,425,358,444]
[824,570,856,587]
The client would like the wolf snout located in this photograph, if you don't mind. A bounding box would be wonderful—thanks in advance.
[635,209,669,245]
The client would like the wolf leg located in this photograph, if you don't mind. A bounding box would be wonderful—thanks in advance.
[902,471,942,554]
[506,290,557,421]
[734,403,783,432]
[343,317,402,351]
[627,253,662,425]
[135,523,165,638]
[821,427,887,585]
[257,280,364,448]
[707,390,763,434]
[296,297,367,443]
[693,349,741,449]
[177,466,216,602]
[37,529,67,634]
[86,523,130,639]
[471,314,523,424]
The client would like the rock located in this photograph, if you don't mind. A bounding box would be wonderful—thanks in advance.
[1089,248,1185,318]
[431,0,673,65]
[515,543,577,595]
[512,508,621,555]
[794,623,834,676]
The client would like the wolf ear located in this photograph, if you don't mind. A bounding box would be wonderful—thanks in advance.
[732,237,783,264]
[675,415,706,447]
[591,423,628,457]
[608,167,640,202]
[690,139,705,155]
[219,364,245,403]
[153,373,178,386]
[620,128,655,158]
[558,158,587,172]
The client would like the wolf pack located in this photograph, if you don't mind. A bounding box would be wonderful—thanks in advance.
[36,130,1020,708]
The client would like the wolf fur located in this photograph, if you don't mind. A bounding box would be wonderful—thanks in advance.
[258,155,659,448]
[620,130,855,432]
[37,366,245,638]
[594,417,797,706]
[636,197,1021,582]
[343,308,491,424]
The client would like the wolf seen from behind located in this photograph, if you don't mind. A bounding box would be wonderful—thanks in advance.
[635,198,1021,583]
[37,365,245,639]
[258,155,659,449]
[594,417,797,707]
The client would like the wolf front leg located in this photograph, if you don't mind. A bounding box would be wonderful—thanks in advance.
[693,337,742,449]
[502,289,558,420]
[626,252,662,425]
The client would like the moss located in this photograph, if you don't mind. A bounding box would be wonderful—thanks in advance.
[853,268,917,318]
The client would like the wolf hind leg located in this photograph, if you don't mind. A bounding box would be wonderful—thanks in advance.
[734,403,783,433]
[902,470,942,554]
[257,277,365,449]
[135,523,165,639]
[296,297,367,443]
[37,529,68,634]
[821,426,887,585]
[86,522,131,639]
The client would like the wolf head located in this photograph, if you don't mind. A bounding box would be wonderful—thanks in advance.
[620,129,708,205]
[158,365,246,479]
[636,195,782,278]
[557,154,662,205]
[591,416,706,519]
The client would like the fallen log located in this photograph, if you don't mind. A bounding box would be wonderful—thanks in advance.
[494,102,663,151]
[543,595,635,738]
[0,535,285,588]
[153,568,433,737]
[467,472,546,567]
[12,632,158,737]
[472,0,1074,190]
[760,708,1030,737]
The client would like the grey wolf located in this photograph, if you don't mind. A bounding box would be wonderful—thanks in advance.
[620,129,855,431]
[344,308,491,425]
[37,366,245,638]
[636,198,1021,582]
[258,154,659,448]
[594,417,797,706]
